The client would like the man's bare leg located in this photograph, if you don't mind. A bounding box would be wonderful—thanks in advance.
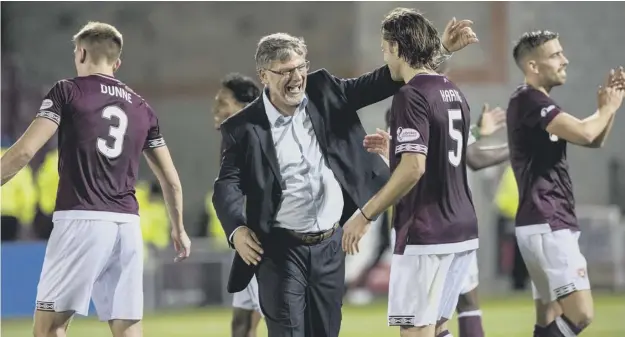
[534,299,562,336]
[33,310,74,337]
[539,290,593,336]
[232,308,259,337]
[400,324,435,337]
[108,319,142,337]
[456,288,483,337]
[248,311,262,337]
[435,318,453,337]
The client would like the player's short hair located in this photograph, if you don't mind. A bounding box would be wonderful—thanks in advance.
[221,73,261,104]
[255,33,307,70]
[512,30,559,67]
[381,8,441,70]
[72,21,123,64]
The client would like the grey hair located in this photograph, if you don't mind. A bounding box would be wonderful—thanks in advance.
[255,33,308,70]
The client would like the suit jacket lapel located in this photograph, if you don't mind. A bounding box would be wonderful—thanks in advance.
[250,101,283,188]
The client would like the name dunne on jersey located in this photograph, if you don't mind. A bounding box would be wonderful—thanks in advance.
[101,84,132,103]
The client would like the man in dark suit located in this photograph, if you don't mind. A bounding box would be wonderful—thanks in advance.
[213,19,476,336]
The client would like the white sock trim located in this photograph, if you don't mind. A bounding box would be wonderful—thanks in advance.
[457,310,482,318]
[555,316,577,337]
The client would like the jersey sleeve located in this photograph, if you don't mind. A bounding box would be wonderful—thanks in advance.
[143,104,166,149]
[392,87,429,156]
[523,91,562,130]
[36,80,73,125]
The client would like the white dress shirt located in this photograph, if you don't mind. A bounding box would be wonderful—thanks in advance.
[262,90,344,233]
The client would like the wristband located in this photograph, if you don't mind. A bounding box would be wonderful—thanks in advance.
[361,209,374,222]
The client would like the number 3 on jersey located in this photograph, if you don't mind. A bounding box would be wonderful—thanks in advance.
[97,106,128,159]
[447,109,463,167]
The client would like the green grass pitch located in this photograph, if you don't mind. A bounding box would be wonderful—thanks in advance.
[3,293,624,336]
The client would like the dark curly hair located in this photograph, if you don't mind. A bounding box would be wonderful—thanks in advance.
[381,8,441,70]
[220,73,260,104]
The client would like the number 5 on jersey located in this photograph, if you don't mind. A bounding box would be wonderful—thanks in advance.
[97,106,128,159]
[448,109,463,167]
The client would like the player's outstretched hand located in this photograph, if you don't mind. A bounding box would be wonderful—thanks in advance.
[363,128,391,160]
[442,17,479,53]
[607,66,625,91]
[233,226,263,266]
[479,103,507,137]
[342,210,371,255]
[171,229,191,262]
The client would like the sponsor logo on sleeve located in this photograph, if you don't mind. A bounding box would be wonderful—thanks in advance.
[549,133,559,142]
[540,105,556,117]
[396,127,420,142]
[40,99,53,110]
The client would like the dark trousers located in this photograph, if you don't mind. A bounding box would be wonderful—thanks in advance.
[1,216,20,241]
[257,227,345,337]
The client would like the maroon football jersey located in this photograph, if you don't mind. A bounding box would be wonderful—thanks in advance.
[389,74,478,255]
[36,73,165,219]
[507,84,578,232]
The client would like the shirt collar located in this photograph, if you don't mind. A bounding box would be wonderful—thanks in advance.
[262,88,308,127]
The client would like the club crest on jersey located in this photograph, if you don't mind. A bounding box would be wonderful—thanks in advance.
[549,133,559,142]
[396,127,420,142]
[40,99,53,110]
[541,105,556,117]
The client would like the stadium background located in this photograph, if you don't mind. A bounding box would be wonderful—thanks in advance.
[1,2,624,336]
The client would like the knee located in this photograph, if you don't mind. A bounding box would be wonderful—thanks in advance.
[560,293,594,328]
[573,309,593,328]
[232,309,253,337]
[456,291,479,313]
[33,320,68,337]
[33,327,66,337]
[109,319,142,337]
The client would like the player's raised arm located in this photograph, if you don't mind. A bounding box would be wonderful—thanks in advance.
[585,67,624,148]
[545,71,623,148]
[1,118,58,186]
[434,17,479,70]
[512,31,624,148]
[333,16,477,112]
[466,103,509,171]
[466,138,509,170]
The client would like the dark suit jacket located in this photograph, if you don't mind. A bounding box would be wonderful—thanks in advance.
[213,66,404,293]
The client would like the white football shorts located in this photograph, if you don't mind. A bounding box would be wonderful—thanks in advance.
[36,218,144,321]
[516,228,590,303]
[388,249,476,327]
